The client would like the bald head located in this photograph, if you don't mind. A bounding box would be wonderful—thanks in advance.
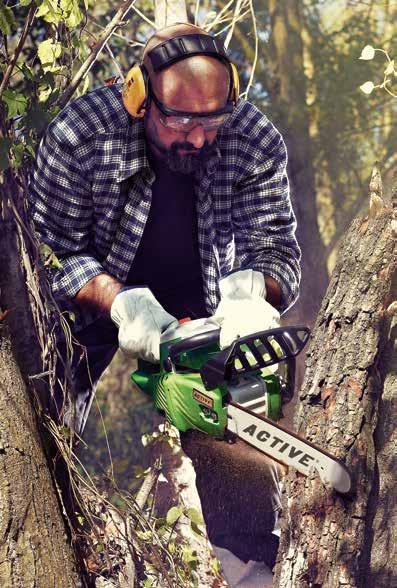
[143,23,230,109]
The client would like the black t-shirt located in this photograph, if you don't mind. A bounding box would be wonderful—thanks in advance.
[126,150,209,320]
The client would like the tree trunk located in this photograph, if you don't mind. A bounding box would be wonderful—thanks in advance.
[267,0,329,327]
[0,173,80,585]
[273,172,397,587]
[0,328,79,587]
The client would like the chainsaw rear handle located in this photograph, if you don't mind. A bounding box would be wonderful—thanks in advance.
[164,326,310,389]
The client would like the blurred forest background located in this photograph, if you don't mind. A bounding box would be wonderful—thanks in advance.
[1,0,396,501]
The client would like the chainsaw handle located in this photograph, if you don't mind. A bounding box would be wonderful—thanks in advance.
[164,329,220,372]
[164,325,310,378]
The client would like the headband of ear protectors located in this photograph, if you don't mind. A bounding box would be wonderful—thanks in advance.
[122,33,240,118]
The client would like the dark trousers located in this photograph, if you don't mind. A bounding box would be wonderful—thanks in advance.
[55,316,281,567]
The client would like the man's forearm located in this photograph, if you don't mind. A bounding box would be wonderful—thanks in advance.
[74,273,123,315]
[264,275,281,309]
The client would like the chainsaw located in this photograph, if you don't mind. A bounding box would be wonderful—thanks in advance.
[131,318,352,494]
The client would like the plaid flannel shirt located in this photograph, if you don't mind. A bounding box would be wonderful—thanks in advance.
[28,84,301,331]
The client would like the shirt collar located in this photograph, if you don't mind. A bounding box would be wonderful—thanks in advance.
[117,118,150,182]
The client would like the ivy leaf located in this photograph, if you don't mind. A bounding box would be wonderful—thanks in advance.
[359,45,375,61]
[0,138,11,171]
[0,4,16,35]
[360,81,375,95]
[166,506,183,526]
[2,89,28,118]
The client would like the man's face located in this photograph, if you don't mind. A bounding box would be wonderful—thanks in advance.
[144,58,230,174]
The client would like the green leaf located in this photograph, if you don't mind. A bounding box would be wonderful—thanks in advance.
[181,546,198,564]
[37,38,62,72]
[17,62,35,81]
[38,84,54,103]
[0,4,16,35]
[20,0,32,5]
[166,506,183,526]
[36,0,63,24]
[2,90,28,118]
[186,508,204,526]
[11,143,25,170]
[61,0,83,28]
[0,138,11,171]
[39,243,63,270]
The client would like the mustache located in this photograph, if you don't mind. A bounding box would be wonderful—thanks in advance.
[170,140,214,155]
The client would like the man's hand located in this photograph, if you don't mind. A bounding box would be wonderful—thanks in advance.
[214,269,280,349]
[110,287,178,363]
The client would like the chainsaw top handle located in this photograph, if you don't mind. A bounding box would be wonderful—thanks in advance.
[164,325,310,390]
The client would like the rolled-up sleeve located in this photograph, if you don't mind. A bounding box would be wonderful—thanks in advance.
[232,129,301,313]
[28,131,105,301]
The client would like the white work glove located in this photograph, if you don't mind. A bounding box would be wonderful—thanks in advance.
[214,269,280,349]
[110,287,178,363]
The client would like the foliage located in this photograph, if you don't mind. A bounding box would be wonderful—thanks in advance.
[359,45,396,98]
[0,0,153,172]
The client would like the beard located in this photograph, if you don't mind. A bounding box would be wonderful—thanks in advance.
[145,117,218,174]
[163,140,217,174]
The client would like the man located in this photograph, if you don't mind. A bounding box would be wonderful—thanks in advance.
[28,22,300,584]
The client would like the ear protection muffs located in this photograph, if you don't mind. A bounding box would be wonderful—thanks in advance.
[122,63,150,119]
[122,33,240,118]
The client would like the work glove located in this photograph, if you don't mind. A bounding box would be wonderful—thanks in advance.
[110,287,178,363]
[214,269,280,349]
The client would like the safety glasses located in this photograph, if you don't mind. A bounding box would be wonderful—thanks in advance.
[149,85,234,132]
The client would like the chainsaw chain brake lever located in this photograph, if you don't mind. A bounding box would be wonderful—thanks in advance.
[165,326,310,391]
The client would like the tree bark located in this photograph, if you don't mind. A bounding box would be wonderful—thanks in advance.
[273,177,396,587]
[0,329,79,587]
[0,172,80,585]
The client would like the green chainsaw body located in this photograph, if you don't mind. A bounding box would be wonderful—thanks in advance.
[131,319,308,436]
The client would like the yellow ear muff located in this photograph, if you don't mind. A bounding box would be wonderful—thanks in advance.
[230,62,240,104]
[122,64,149,118]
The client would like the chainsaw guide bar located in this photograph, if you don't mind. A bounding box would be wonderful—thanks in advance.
[227,401,352,494]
